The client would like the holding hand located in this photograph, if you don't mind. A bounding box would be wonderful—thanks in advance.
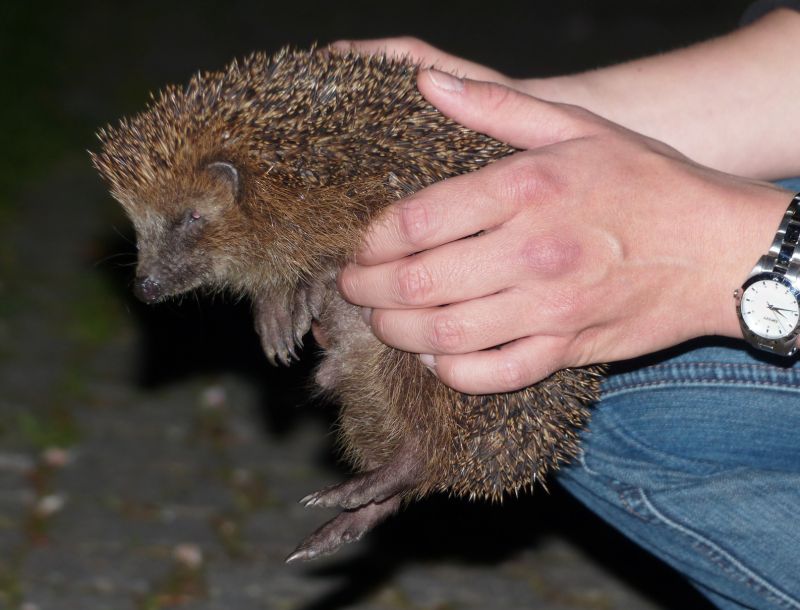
[337,68,791,394]
[331,37,519,89]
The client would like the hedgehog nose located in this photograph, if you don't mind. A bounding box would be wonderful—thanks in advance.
[133,276,162,303]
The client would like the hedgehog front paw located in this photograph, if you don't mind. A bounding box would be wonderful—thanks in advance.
[285,496,402,563]
[254,298,298,366]
[253,282,327,366]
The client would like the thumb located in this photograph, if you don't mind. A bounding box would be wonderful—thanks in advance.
[418,68,602,150]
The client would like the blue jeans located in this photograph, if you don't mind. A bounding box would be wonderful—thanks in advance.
[558,179,800,610]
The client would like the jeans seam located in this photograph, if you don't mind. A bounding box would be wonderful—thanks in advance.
[602,378,800,400]
[648,361,796,370]
[602,359,800,397]
[637,489,800,610]
[611,361,799,374]
[594,411,733,473]
[576,451,656,522]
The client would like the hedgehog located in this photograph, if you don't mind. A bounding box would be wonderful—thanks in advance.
[91,46,602,562]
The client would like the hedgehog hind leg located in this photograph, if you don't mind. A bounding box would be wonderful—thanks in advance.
[285,496,402,563]
[300,438,425,510]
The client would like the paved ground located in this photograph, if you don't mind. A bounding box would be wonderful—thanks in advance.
[0,157,713,610]
[0,2,752,608]
[0,158,715,610]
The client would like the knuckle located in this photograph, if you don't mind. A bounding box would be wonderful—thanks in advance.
[394,259,434,305]
[497,157,557,209]
[479,81,515,115]
[336,268,362,304]
[518,235,582,276]
[644,136,681,159]
[393,36,429,57]
[429,313,466,352]
[569,326,600,366]
[564,103,601,131]
[369,309,391,341]
[435,359,472,394]
[495,356,529,390]
[396,198,437,246]
[551,102,608,139]
[541,286,586,325]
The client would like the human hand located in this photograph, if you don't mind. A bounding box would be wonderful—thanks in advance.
[330,36,520,90]
[335,15,800,180]
[337,69,791,394]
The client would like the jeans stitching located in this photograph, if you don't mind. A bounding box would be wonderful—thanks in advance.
[611,361,800,374]
[637,489,800,610]
[575,449,800,607]
[602,378,800,400]
[575,451,656,522]
[574,358,800,608]
[645,361,798,370]
[603,360,800,392]
[591,408,734,473]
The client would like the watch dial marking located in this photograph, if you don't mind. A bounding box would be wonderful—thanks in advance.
[741,278,800,339]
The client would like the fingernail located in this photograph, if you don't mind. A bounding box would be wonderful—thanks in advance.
[419,353,436,369]
[361,307,372,326]
[427,69,464,93]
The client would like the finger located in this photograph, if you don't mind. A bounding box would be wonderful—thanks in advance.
[417,69,606,150]
[428,335,569,394]
[368,291,537,355]
[355,152,542,266]
[329,37,514,85]
[340,225,534,309]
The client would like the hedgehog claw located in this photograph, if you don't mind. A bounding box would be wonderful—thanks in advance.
[299,492,319,507]
[253,281,328,367]
[299,440,424,510]
[287,497,402,563]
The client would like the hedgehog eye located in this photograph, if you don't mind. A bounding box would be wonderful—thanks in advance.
[180,209,204,231]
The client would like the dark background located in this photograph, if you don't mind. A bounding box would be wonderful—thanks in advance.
[2,0,753,206]
[0,2,754,609]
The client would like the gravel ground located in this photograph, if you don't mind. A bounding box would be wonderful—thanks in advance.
[0,2,750,608]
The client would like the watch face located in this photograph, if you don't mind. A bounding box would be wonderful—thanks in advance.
[740,276,800,339]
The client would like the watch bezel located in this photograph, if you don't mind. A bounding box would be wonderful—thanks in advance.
[737,271,800,344]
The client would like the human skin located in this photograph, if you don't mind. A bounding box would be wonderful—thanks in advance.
[334,10,800,394]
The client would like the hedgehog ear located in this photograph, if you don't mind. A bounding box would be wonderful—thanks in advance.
[207,162,240,203]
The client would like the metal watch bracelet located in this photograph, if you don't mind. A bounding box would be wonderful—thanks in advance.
[739,192,800,355]
[755,192,800,282]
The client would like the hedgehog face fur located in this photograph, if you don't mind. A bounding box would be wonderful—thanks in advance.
[92,46,602,562]
[123,162,241,302]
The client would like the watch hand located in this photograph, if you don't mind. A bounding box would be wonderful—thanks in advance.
[770,307,789,320]
[766,305,796,326]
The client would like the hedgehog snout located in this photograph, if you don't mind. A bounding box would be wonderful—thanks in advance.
[133,276,163,304]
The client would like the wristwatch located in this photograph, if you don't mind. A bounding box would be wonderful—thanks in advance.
[735,192,800,356]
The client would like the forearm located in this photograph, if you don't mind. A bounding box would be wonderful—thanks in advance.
[525,9,800,180]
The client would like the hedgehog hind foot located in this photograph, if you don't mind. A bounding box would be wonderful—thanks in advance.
[299,468,414,510]
[286,496,402,563]
[300,441,424,510]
